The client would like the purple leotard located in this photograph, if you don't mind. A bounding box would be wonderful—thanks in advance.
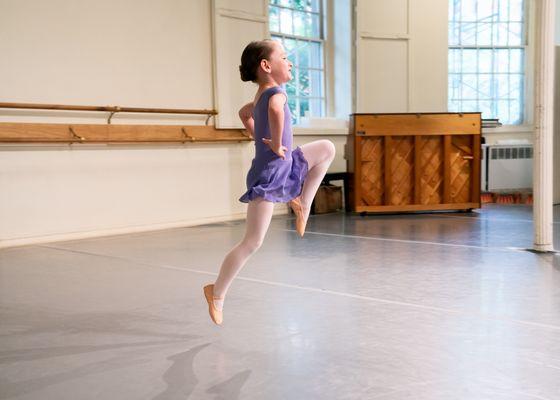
[239,86,308,203]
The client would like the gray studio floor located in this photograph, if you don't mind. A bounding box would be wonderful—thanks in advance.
[1,204,559,400]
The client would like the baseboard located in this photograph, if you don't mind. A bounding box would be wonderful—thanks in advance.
[0,208,289,249]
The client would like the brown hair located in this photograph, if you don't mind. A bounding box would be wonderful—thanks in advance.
[239,40,275,83]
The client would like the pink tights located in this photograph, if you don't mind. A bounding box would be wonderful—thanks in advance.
[212,140,335,308]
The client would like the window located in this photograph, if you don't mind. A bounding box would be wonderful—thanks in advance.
[269,0,325,124]
[448,0,527,125]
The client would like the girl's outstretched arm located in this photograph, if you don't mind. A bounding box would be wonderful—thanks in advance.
[263,93,287,159]
[238,103,255,138]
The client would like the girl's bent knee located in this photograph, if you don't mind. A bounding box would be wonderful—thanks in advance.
[323,140,336,160]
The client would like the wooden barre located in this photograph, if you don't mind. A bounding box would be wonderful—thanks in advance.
[0,123,252,144]
[0,102,218,124]
[0,138,253,144]
[0,102,218,115]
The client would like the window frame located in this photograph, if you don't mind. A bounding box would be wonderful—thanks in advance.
[268,0,327,125]
[447,0,531,126]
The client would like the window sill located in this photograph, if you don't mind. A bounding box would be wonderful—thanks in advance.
[293,117,349,136]
[482,124,534,134]
[293,127,349,136]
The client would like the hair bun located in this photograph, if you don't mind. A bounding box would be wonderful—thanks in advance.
[239,65,255,82]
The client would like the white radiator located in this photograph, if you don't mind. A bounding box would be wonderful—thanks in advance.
[483,145,533,191]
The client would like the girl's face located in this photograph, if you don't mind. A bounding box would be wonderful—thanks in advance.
[262,41,292,84]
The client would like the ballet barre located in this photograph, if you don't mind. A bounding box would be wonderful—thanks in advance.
[0,102,218,125]
[0,123,251,144]
[0,102,253,144]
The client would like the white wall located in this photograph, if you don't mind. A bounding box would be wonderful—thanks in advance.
[0,143,253,246]
[355,0,448,113]
[408,0,448,112]
[0,0,213,109]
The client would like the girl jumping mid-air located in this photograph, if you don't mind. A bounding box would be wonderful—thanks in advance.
[204,39,335,325]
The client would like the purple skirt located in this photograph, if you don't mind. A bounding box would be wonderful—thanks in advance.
[239,146,308,203]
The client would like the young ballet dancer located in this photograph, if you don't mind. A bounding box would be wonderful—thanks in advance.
[203,39,335,325]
